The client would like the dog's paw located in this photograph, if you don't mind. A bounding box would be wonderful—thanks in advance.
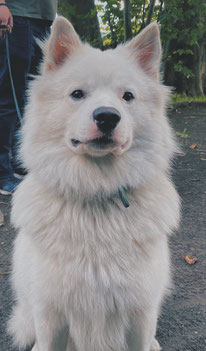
[150,338,161,351]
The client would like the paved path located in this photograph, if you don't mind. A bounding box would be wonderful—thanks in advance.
[0,103,206,351]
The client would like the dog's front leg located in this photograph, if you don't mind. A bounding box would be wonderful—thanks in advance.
[33,309,68,351]
[126,310,161,351]
[32,334,69,351]
[66,336,77,351]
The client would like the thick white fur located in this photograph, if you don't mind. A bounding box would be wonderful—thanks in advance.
[8,17,180,351]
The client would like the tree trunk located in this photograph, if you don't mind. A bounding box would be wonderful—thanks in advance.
[193,45,203,96]
[145,0,156,26]
[138,0,156,34]
[200,44,206,94]
[124,0,132,41]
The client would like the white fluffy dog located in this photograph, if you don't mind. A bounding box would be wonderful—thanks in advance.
[8,17,180,351]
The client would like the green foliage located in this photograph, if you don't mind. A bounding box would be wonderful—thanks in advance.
[58,0,74,19]
[58,0,206,95]
[98,0,124,47]
[173,49,194,56]
[98,0,162,47]
[171,94,206,103]
[58,0,102,48]
[173,62,194,78]
[176,128,189,138]
[160,0,206,89]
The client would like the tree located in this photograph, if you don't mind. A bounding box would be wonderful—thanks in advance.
[98,0,124,48]
[145,0,156,26]
[58,0,102,48]
[159,0,206,96]
[124,0,132,41]
[58,0,206,96]
[98,0,158,47]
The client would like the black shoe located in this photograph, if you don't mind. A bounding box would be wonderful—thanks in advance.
[12,163,27,177]
[0,175,22,195]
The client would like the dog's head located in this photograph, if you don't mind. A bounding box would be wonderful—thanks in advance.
[21,17,176,197]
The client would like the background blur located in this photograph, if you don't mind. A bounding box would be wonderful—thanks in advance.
[57,0,206,101]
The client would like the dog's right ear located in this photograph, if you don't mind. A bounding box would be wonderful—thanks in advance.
[44,16,81,72]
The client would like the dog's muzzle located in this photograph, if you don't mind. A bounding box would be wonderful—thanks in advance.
[71,107,121,149]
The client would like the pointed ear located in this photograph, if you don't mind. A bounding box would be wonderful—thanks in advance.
[44,16,81,72]
[127,23,161,80]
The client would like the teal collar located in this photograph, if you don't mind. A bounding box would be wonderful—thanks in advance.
[118,186,130,208]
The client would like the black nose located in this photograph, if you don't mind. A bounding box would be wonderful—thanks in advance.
[93,107,121,134]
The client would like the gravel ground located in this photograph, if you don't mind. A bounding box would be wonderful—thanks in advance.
[0,103,205,351]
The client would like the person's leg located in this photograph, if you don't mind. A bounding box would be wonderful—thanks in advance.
[29,19,51,75]
[0,16,32,194]
[11,18,52,174]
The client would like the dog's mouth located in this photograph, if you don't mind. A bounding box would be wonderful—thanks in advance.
[71,136,114,148]
[90,135,114,147]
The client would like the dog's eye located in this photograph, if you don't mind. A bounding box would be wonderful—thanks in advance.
[122,92,134,102]
[71,90,84,100]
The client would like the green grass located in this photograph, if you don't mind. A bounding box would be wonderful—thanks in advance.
[176,128,189,138]
[171,94,206,104]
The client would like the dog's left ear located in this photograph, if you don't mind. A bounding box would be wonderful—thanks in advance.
[127,23,161,80]
[44,16,81,72]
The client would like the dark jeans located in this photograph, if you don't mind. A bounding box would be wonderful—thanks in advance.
[0,16,51,179]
